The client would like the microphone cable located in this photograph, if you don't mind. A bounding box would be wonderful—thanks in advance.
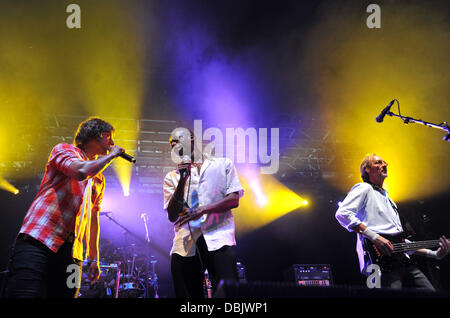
[394,99,401,117]
[389,99,401,118]
[183,168,207,290]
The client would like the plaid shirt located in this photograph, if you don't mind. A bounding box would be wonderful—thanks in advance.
[20,143,105,253]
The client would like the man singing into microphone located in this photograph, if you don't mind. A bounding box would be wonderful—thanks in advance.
[8,117,125,298]
[163,127,244,297]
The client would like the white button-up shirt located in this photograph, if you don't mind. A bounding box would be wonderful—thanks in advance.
[163,157,244,257]
[335,182,403,272]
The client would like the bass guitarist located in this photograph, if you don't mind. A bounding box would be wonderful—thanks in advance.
[335,153,449,290]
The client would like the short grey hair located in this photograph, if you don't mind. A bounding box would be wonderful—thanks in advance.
[360,153,377,182]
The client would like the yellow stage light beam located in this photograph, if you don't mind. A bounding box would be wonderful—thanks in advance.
[73,3,148,197]
[234,171,308,234]
[0,177,19,195]
[298,1,450,202]
[108,120,139,197]
[0,1,150,191]
[0,2,84,178]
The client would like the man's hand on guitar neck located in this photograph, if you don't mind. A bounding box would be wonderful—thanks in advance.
[410,235,449,260]
[436,236,450,259]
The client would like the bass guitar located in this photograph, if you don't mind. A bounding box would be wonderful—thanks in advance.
[363,233,447,272]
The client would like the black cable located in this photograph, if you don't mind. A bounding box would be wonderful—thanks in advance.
[183,169,207,287]
[394,99,401,117]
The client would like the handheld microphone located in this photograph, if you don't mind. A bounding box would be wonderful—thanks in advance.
[179,155,191,179]
[120,152,136,163]
[376,100,396,123]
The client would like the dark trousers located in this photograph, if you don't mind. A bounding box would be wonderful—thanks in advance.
[171,235,238,298]
[381,264,435,291]
[7,234,82,298]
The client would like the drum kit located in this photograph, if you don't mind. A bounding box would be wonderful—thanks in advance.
[78,212,160,298]
[78,240,159,298]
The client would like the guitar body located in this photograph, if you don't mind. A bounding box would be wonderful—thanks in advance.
[362,232,445,273]
[362,233,414,273]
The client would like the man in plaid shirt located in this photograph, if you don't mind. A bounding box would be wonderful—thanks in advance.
[8,117,124,298]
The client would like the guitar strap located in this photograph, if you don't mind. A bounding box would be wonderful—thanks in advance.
[366,181,416,239]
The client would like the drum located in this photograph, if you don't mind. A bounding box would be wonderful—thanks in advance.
[118,281,142,298]
[78,261,121,298]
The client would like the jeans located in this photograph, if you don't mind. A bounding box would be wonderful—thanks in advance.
[171,235,238,298]
[7,234,82,298]
[381,264,435,291]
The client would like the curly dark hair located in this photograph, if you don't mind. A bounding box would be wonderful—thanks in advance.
[73,117,115,150]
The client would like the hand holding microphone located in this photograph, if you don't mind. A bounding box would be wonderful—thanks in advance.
[119,152,136,163]
[172,143,191,179]
[109,145,136,163]
[178,157,192,179]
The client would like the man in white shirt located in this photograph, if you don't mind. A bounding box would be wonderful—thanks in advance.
[335,153,449,290]
[163,127,244,297]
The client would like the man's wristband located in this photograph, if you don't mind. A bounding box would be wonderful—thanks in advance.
[362,227,380,242]
[426,249,439,259]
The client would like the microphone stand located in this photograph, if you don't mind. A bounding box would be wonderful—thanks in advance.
[101,213,165,298]
[101,213,168,258]
[386,112,450,142]
[141,213,151,298]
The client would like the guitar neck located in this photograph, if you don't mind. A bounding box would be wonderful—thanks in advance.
[393,239,441,253]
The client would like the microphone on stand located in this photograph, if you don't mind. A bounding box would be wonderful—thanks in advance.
[100,211,112,216]
[376,100,396,123]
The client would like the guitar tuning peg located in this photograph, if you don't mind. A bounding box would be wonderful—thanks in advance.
[421,214,431,223]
